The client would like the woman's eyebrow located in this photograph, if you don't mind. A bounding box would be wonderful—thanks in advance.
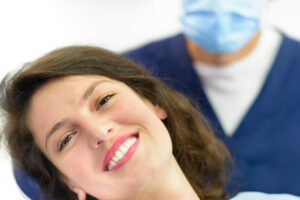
[45,119,68,149]
[80,80,109,105]
[45,80,110,149]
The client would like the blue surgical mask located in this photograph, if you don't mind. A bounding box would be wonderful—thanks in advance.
[181,0,266,53]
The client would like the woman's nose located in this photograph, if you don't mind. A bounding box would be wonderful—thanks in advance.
[82,117,115,149]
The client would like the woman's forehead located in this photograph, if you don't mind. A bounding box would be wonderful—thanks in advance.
[34,75,123,96]
[47,75,115,86]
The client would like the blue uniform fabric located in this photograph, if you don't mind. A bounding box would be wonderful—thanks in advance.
[230,192,300,200]
[13,164,47,200]
[124,33,300,196]
[13,33,300,199]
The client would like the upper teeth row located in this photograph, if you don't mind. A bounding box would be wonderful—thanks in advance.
[107,136,137,171]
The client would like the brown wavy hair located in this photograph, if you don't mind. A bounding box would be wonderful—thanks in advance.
[0,46,232,200]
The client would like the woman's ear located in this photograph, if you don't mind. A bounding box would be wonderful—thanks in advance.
[67,182,87,200]
[154,105,167,120]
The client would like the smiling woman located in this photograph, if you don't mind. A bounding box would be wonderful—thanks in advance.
[0,46,231,200]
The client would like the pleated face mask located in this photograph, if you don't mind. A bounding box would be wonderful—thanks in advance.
[181,0,267,53]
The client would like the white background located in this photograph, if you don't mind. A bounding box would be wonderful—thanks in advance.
[0,0,300,198]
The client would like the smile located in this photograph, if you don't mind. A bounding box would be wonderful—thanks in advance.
[103,133,139,171]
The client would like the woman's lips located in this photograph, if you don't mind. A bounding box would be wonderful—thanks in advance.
[103,132,139,171]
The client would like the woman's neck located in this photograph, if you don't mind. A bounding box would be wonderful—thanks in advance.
[186,31,261,66]
[132,157,200,200]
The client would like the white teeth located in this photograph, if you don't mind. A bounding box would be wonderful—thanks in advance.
[106,136,137,171]
[112,156,119,162]
[124,141,131,148]
[129,137,137,144]
[115,150,123,159]
[124,137,136,148]
[119,144,128,153]
[107,160,116,170]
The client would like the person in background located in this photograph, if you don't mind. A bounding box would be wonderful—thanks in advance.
[125,0,300,196]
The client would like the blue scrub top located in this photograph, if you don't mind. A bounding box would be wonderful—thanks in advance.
[231,192,300,200]
[125,33,300,196]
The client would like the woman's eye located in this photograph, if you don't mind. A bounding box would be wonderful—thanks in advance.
[58,132,75,152]
[97,94,115,110]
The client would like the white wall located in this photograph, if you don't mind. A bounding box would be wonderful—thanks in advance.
[0,0,300,198]
[0,0,183,80]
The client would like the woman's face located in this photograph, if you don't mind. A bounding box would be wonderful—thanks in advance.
[26,75,171,199]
